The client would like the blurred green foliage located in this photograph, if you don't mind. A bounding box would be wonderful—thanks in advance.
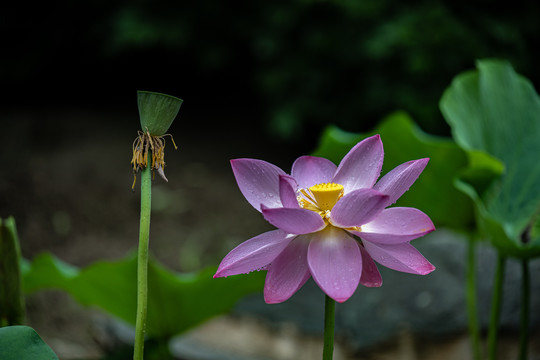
[313,111,474,231]
[441,59,540,258]
[22,252,265,339]
[3,1,539,141]
[315,59,540,259]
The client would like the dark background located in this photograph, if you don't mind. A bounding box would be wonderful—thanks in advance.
[3,0,540,144]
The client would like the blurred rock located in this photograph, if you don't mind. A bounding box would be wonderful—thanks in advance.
[233,229,540,352]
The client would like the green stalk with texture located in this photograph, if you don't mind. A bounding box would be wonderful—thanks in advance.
[323,295,336,360]
[466,238,481,360]
[134,158,152,360]
[131,91,182,360]
[519,259,530,360]
[0,217,25,327]
[487,253,506,360]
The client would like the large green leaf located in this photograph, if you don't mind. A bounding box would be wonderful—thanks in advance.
[0,326,58,360]
[440,59,540,258]
[313,111,475,231]
[23,253,264,338]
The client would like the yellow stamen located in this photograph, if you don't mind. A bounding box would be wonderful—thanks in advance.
[308,183,344,211]
[298,189,313,203]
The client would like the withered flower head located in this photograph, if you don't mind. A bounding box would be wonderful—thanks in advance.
[131,129,177,189]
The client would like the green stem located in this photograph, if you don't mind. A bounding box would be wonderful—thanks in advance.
[487,253,506,360]
[466,238,481,360]
[519,259,530,360]
[134,163,152,360]
[0,217,25,327]
[323,295,335,360]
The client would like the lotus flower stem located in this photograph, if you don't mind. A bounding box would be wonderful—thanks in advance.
[134,152,152,360]
[323,295,335,360]
[213,134,435,359]
[519,259,529,360]
[487,253,506,360]
[466,238,481,360]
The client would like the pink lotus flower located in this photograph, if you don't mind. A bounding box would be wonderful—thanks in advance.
[214,135,435,303]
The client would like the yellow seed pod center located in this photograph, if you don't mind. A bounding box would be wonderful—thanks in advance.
[308,183,344,211]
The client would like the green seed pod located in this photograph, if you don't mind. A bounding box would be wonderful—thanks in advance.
[138,91,183,136]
